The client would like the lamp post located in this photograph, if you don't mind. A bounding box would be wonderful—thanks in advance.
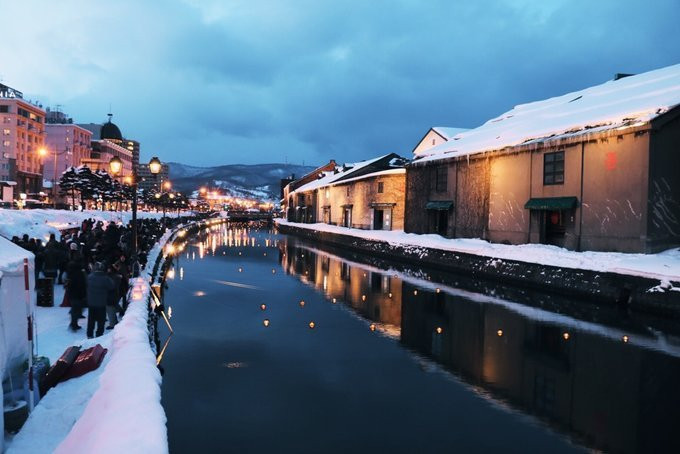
[110,155,163,278]
[38,146,61,209]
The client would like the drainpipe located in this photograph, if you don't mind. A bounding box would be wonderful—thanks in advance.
[578,142,585,252]
[528,151,533,242]
[453,159,458,238]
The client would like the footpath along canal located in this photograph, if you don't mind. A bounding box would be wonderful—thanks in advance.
[158,223,680,453]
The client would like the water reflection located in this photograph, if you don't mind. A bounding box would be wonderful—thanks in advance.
[278,237,680,454]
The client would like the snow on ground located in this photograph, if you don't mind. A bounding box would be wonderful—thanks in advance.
[0,208,186,242]
[276,220,680,283]
[3,223,185,453]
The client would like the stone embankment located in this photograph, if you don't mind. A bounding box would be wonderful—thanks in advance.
[276,222,680,318]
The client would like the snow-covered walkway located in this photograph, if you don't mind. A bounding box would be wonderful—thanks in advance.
[276,220,680,284]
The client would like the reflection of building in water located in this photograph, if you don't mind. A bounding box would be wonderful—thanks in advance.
[280,241,402,328]
[400,282,680,453]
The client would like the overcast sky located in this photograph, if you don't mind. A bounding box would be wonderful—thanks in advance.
[1,0,679,167]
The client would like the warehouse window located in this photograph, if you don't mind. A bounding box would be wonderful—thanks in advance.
[543,151,564,185]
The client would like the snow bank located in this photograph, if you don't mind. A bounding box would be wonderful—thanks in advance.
[53,278,167,454]
[0,208,175,242]
[276,220,680,282]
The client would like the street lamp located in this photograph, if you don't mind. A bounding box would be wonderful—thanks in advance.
[109,155,165,278]
[39,147,59,209]
[109,156,122,176]
[149,156,162,175]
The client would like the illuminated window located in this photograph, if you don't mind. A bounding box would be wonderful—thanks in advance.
[2,140,9,147]
[2,129,9,135]
[543,151,564,185]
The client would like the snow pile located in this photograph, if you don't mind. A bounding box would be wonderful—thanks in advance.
[276,220,680,282]
[0,238,35,453]
[0,238,35,386]
[53,278,167,454]
[416,63,680,163]
[0,208,168,242]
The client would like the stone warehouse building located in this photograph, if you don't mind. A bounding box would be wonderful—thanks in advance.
[286,154,408,230]
[405,64,680,253]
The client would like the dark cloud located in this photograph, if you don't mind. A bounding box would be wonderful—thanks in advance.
[5,0,680,166]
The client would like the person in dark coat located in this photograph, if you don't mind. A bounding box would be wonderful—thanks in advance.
[66,252,88,331]
[106,264,122,329]
[42,242,61,283]
[86,261,115,338]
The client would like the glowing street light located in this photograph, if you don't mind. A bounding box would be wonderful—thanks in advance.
[109,156,123,175]
[149,156,162,175]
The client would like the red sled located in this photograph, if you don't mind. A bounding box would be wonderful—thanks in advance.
[61,344,108,381]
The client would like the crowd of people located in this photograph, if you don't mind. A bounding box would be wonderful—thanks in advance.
[11,217,175,338]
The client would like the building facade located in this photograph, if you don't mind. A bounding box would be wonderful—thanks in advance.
[44,110,93,187]
[82,139,134,179]
[287,153,408,229]
[405,65,680,253]
[138,162,169,193]
[0,83,46,197]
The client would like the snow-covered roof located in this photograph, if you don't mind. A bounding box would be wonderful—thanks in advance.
[432,127,469,140]
[331,168,405,186]
[416,63,680,164]
[290,155,388,195]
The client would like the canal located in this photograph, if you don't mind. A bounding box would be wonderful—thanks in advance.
[159,223,680,453]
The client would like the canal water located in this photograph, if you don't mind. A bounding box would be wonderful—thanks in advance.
[160,223,680,453]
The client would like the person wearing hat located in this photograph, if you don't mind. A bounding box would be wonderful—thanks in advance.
[86,261,115,338]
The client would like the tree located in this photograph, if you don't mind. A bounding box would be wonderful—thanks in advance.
[58,167,80,210]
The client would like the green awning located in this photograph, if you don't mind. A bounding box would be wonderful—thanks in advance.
[524,196,578,210]
[425,200,453,210]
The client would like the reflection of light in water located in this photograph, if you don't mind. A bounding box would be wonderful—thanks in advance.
[224,362,247,369]
[194,291,206,297]
[497,329,503,337]
[563,332,570,340]
[192,251,196,261]
[299,300,305,307]
[272,269,276,274]
[166,268,175,279]
[323,275,327,291]
[199,243,204,259]
[263,252,267,257]
[168,306,173,318]
[263,319,270,327]
[180,267,184,280]
[332,298,337,304]
[260,304,266,311]
[238,267,243,273]
[370,324,376,331]
[213,280,260,290]
[308,321,315,329]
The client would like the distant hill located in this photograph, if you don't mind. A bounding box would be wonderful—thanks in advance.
[167,162,315,202]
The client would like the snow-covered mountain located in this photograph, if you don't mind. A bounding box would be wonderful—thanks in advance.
[167,162,315,202]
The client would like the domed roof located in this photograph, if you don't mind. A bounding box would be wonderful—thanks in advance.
[101,114,123,141]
